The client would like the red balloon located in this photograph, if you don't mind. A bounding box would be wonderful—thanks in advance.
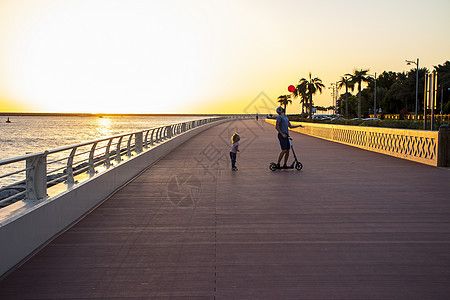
[288,85,295,93]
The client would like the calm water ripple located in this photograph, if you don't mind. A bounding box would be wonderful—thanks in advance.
[0,115,203,187]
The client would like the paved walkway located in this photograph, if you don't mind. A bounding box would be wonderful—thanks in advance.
[1,119,450,299]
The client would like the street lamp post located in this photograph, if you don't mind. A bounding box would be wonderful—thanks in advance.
[329,83,336,115]
[335,81,339,115]
[406,58,419,120]
[374,73,377,118]
[367,73,377,118]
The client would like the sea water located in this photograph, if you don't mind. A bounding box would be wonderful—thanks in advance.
[0,115,204,188]
[0,115,204,160]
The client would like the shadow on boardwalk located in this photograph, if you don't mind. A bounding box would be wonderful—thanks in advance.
[1,119,450,299]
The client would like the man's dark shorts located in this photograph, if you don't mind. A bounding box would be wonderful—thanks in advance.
[278,133,289,150]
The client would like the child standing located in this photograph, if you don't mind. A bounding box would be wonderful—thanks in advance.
[230,133,240,171]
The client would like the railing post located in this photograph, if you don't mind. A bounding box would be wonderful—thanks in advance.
[144,130,150,149]
[126,135,133,157]
[135,132,143,154]
[105,139,113,167]
[166,125,172,139]
[88,143,98,175]
[26,151,48,200]
[116,137,123,163]
[438,124,450,167]
[66,147,77,184]
[157,127,162,141]
[150,129,155,146]
[154,128,159,142]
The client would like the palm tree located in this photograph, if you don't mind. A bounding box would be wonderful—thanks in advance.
[277,95,292,112]
[346,69,371,119]
[293,82,308,120]
[435,61,450,96]
[434,61,450,84]
[337,76,354,118]
[299,73,325,120]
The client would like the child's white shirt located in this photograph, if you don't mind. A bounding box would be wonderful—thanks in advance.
[230,142,239,153]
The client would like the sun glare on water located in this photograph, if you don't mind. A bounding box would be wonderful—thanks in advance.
[96,117,113,137]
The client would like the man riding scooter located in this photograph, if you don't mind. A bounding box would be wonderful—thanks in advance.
[275,106,303,168]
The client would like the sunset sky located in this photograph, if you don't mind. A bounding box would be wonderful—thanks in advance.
[0,0,449,114]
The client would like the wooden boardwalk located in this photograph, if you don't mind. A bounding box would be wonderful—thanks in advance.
[1,119,450,299]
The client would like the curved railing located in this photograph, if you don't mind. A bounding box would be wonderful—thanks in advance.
[0,117,228,208]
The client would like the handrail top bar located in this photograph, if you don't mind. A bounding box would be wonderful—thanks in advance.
[0,151,49,166]
[0,117,220,166]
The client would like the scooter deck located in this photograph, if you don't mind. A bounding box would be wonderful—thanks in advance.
[273,165,294,169]
[269,162,302,171]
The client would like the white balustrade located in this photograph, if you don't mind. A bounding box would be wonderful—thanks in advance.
[0,117,229,207]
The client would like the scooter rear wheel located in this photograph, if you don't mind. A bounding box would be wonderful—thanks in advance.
[269,163,277,171]
[295,161,303,171]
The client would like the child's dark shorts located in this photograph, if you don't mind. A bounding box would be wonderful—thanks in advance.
[278,133,289,150]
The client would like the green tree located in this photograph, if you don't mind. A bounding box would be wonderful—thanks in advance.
[337,76,354,118]
[360,87,377,117]
[376,71,398,90]
[434,61,450,114]
[383,72,408,114]
[366,69,427,115]
[293,81,308,120]
[434,61,450,85]
[277,95,292,112]
[370,71,397,114]
[346,95,358,117]
[299,73,325,120]
[346,69,371,119]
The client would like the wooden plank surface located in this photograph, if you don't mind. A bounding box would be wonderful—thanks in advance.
[1,119,450,299]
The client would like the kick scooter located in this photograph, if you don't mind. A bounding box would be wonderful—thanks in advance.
[269,136,303,171]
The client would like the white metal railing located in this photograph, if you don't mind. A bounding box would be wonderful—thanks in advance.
[0,117,229,208]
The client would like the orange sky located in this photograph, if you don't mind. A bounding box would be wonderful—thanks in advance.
[1,0,449,114]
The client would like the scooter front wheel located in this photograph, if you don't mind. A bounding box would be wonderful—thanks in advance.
[269,162,277,171]
[295,161,303,171]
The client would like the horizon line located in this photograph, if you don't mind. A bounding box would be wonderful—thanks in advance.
[0,112,257,117]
